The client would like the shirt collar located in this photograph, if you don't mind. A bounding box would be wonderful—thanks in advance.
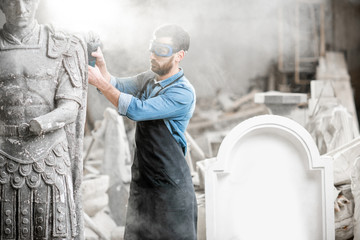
[154,68,184,87]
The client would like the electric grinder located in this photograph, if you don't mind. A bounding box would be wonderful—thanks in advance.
[86,31,101,67]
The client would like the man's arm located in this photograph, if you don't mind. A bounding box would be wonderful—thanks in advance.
[88,47,142,107]
[88,65,121,108]
[124,86,195,121]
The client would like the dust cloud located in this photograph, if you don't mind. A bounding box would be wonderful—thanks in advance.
[1,0,330,97]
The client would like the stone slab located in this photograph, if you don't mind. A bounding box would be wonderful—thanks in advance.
[254,91,307,104]
[205,115,334,240]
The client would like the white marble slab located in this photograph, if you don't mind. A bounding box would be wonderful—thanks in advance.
[205,115,334,240]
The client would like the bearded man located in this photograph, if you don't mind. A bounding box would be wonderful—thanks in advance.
[88,24,197,240]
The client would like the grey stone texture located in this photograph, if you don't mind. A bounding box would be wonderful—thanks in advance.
[0,0,88,239]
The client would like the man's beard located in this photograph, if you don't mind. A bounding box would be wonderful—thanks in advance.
[151,56,174,76]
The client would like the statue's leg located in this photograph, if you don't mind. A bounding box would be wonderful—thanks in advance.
[33,180,50,240]
[17,184,33,239]
[51,179,71,239]
[65,174,77,237]
[1,183,16,239]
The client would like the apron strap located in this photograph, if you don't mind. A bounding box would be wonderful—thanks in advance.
[137,78,154,98]
[154,74,184,97]
[137,73,184,98]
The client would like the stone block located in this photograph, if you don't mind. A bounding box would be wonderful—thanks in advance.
[310,80,336,99]
[325,137,360,185]
[82,175,109,198]
[84,227,99,240]
[205,115,334,240]
[196,193,206,240]
[308,97,338,116]
[82,175,110,216]
[334,184,354,239]
[111,226,125,240]
[254,91,308,126]
[196,158,217,190]
[83,193,109,217]
[316,52,350,80]
[254,91,307,105]
[108,181,129,226]
[92,209,118,240]
[102,108,132,185]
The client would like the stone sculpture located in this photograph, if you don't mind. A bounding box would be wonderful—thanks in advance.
[0,0,87,239]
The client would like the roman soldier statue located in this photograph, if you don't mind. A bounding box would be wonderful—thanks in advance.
[0,0,87,239]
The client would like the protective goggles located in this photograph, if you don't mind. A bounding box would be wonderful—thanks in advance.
[149,41,178,57]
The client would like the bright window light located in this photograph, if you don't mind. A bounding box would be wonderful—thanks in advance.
[45,0,121,33]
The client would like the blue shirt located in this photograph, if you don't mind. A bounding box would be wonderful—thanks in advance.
[110,68,196,154]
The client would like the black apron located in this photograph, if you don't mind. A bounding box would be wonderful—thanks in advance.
[124,76,198,240]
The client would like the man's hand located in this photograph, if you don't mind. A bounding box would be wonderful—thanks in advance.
[92,47,111,82]
[87,47,121,108]
[88,65,107,89]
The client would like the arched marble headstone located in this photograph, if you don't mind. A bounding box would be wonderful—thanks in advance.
[205,115,334,240]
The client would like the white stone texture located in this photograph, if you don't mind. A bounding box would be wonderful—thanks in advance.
[315,52,359,136]
[92,209,118,240]
[255,91,307,105]
[307,104,357,155]
[316,52,350,80]
[254,91,308,126]
[100,108,132,185]
[311,80,336,99]
[84,227,99,240]
[325,137,360,185]
[107,181,129,226]
[351,156,360,240]
[196,158,217,190]
[196,193,206,240]
[82,175,110,217]
[205,115,334,240]
[334,185,354,239]
[111,226,125,240]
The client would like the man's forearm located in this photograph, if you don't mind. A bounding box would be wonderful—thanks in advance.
[88,65,121,108]
[97,80,121,108]
[103,71,112,82]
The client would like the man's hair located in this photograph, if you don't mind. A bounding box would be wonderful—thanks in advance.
[153,24,190,52]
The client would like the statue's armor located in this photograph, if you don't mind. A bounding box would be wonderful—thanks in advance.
[0,24,84,239]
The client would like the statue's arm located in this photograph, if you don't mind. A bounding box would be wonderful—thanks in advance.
[29,30,86,136]
[29,45,84,135]
[29,99,79,135]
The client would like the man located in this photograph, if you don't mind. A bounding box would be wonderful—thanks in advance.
[88,24,197,239]
[0,0,87,239]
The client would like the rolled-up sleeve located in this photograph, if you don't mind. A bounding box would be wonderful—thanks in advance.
[118,92,133,115]
[110,71,194,122]
[110,75,139,95]
[110,75,137,116]
[125,85,195,121]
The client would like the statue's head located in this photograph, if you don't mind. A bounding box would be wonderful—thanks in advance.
[0,0,40,29]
